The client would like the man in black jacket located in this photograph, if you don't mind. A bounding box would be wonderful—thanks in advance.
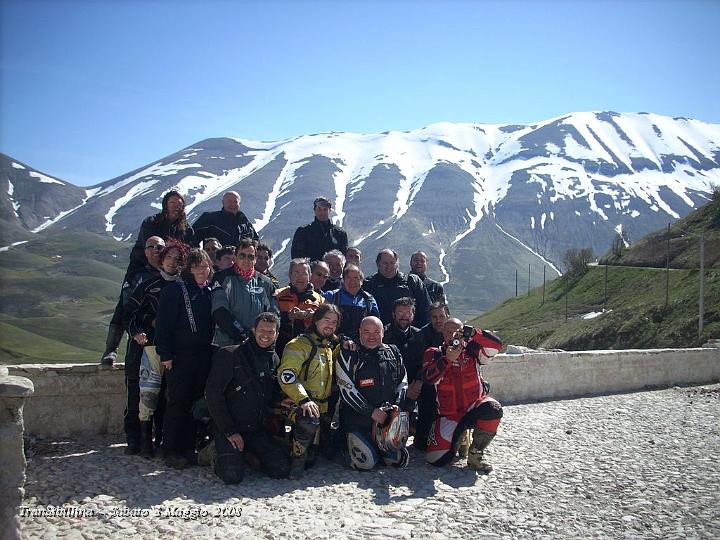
[128,190,193,275]
[335,316,409,470]
[205,312,290,484]
[291,196,347,262]
[101,190,191,365]
[410,251,447,305]
[116,236,164,453]
[192,191,259,247]
[414,301,450,450]
[363,249,432,328]
[382,297,426,407]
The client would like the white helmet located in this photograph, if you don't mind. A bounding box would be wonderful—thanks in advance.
[372,408,410,454]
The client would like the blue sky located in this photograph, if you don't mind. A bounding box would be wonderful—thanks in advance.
[2,0,719,186]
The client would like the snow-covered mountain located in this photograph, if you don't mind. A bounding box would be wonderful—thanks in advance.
[0,155,87,245]
[2,111,719,318]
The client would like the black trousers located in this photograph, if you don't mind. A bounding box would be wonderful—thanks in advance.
[413,383,437,450]
[162,353,210,456]
[213,426,290,484]
[123,340,142,445]
[109,294,125,327]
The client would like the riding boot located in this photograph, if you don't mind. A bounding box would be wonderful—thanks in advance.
[100,324,124,366]
[457,429,471,459]
[139,420,155,458]
[289,437,310,480]
[467,430,495,472]
[288,453,308,480]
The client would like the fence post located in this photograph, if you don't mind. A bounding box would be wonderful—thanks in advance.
[603,263,608,312]
[527,263,530,296]
[665,223,670,308]
[542,266,546,306]
[699,234,705,338]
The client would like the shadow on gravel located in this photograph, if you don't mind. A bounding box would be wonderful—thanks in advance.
[25,436,480,508]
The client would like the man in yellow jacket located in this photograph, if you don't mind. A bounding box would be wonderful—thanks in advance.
[278,303,342,479]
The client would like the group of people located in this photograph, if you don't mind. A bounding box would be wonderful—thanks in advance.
[104,189,504,482]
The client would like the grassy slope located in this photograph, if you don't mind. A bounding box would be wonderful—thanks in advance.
[474,197,720,350]
[0,230,129,364]
[600,196,720,269]
[471,265,720,350]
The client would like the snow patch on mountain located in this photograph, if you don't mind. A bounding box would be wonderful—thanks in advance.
[438,248,450,286]
[495,222,562,275]
[105,180,160,235]
[0,240,29,252]
[7,180,20,216]
[11,162,25,170]
[29,171,64,185]
[96,161,202,200]
[273,238,291,265]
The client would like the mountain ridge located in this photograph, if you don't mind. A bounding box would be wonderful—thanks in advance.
[2,111,719,318]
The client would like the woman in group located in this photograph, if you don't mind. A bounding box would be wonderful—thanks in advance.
[155,248,215,469]
[123,240,187,457]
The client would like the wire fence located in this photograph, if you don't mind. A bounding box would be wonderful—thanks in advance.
[514,226,717,338]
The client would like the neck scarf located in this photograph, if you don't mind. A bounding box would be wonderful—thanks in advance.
[233,262,256,280]
[160,270,179,281]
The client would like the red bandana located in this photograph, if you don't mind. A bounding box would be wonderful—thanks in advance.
[233,262,256,280]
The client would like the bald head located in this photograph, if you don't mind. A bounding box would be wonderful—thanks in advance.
[359,316,384,349]
[442,318,463,343]
[222,191,241,215]
[144,236,165,268]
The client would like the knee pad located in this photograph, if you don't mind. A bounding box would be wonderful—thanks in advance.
[346,432,379,471]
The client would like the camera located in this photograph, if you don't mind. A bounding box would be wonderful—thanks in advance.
[450,325,475,348]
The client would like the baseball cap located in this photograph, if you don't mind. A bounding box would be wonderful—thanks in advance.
[313,197,332,208]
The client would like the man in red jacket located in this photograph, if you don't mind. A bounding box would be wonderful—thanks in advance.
[422,318,503,472]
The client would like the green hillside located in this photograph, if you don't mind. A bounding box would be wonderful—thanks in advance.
[0,230,129,364]
[600,194,720,269]
[471,265,719,350]
[473,195,720,350]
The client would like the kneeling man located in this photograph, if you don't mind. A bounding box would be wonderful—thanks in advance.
[336,316,409,470]
[205,312,290,483]
[423,318,503,472]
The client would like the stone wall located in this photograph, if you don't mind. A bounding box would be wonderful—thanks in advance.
[7,347,720,438]
[7,363,125,438]
[0,365,34,540]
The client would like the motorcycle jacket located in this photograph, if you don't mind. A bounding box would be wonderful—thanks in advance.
[336,343,408,432]
[423,328,502,418]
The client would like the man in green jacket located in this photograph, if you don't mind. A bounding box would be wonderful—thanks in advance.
[278,304,342,479]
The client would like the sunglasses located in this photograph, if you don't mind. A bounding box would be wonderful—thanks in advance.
[236,253,256,260]
[145,244,164,251]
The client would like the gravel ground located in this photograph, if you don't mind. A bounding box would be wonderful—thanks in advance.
[19,384,720,539]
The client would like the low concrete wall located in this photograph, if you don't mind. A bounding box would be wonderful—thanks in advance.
[7,364,125,438]
[485,348,720,404]
[7,347,720,438]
